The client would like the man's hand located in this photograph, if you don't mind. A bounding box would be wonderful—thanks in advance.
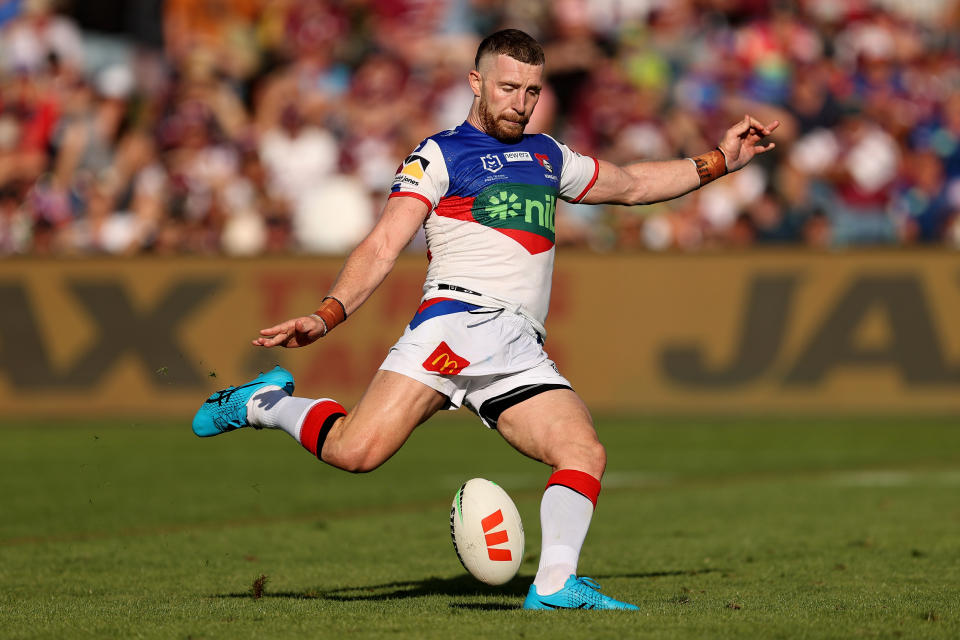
[253,316,325,348]
[719,115,780,172]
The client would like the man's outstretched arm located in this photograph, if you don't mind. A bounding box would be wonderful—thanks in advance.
[581,115,779,206]
[254,195,430,348]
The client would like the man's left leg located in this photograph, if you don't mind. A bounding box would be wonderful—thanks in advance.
[494,388,637,611]
[193,366,447,472]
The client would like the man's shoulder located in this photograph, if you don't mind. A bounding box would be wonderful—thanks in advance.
[419,125,563,150]
[523,131,562,146]
[421,123,478,150]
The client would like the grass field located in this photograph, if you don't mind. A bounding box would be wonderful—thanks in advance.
[2,414,958,639]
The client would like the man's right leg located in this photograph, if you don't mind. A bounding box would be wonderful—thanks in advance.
[494,387,637,610]
[197,367,447,473]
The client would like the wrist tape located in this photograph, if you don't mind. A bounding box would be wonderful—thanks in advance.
[312,296,347,336]
[690,148,727,186]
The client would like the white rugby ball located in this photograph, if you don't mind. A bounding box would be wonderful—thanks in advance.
[450,478,524,585]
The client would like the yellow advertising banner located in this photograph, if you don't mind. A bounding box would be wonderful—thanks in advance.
[1,252,958,417]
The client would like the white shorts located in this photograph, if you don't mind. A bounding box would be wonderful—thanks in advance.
[379,298,571,428]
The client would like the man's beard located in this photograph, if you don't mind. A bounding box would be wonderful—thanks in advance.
[478,98,528,143]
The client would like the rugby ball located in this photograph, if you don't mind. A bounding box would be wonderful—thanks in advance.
[449,478,524,585]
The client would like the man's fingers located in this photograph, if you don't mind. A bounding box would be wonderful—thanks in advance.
[731,116,751,136]
[744,115,767,133]
[721,116,780,170]
[259,324,285,336]
[729,116,779,149]
[743,142,776,160]
[746,117,780,138]
[254,332,287,347]
[745,119,780,146]
[253,316,322,348]
[744,115,774,136]
[254,322,292,346]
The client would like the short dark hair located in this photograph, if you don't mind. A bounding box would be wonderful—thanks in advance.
[474,29,545,69]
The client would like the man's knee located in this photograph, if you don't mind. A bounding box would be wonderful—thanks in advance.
[322,442,383,473]
[552,435,606,478]
[579,439,606,478]
[320,423,386,474]
[592,440,607,473]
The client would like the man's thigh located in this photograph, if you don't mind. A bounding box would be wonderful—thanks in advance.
[494,388,605,479]
[321,369,448,471]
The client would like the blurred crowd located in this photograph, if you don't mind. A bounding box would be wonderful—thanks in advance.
[1,0,960,256]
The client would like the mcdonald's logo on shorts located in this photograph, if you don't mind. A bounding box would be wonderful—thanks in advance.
[423,341,470,375]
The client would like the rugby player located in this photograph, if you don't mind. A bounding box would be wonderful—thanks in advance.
[193,29,778,610]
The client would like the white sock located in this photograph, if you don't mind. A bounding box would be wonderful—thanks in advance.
[246,386,319,441]
[533,485,594,595]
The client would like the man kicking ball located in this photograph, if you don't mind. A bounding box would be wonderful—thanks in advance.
[193,28,777,610]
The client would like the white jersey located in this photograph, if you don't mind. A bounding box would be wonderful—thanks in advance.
[390,121,598,334]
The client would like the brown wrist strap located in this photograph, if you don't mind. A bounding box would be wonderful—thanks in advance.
[312,296,347,336]
[690,148,727,186]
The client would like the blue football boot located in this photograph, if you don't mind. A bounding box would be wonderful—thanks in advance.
[523,575,639,610]
[192,366,294,437]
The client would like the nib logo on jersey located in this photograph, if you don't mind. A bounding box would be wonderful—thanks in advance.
[475,183,557,254]
[434,183,558,254]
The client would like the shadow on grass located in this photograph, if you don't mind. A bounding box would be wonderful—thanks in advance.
[215,574,526,602]
[594,568,721,580]
[450,602,519,611]
[213,568,719,603]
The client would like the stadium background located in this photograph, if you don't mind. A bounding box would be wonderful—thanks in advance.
[2,0,960,415]
[2,2,960,638]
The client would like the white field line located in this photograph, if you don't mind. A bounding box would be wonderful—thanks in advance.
[824,469,960,487]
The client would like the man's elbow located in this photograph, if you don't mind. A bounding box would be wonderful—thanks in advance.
[351,234,391,266]
[620,184,653,206]
[368,234,404,267]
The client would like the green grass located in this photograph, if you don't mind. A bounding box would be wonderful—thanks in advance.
[1,415,958,639]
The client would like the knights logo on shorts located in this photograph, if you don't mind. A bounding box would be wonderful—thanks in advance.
[423,341,470,375]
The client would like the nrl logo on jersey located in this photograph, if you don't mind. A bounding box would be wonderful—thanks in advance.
[480,154,503,173]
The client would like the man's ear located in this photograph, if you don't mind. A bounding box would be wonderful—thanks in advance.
[468,69,482,98]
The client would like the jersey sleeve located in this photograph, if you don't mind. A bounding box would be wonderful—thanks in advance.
[389,138,449,210]
[547,136,600,203]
